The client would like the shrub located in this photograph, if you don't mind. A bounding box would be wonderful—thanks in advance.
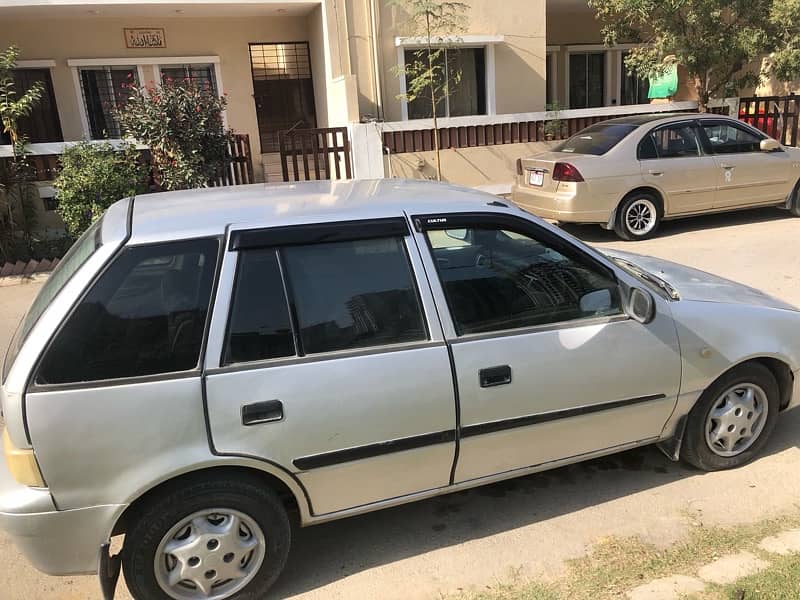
[54,141,145,237]
[116,79,233,191]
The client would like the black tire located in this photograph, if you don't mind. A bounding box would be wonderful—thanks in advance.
[122,474,291,600]
[614,192,662,241]
[789,180,800,217]
[681,362,780,471]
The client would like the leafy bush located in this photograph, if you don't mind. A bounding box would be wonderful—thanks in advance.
[116,79,233,191]
[54,142,145,237]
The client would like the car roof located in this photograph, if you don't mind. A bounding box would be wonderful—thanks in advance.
[128,178,505,244]
[595,112,732,128]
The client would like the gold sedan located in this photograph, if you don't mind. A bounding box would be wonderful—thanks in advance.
[512,114,800,240]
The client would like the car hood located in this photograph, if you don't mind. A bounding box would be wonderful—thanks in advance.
[604,249,799,311]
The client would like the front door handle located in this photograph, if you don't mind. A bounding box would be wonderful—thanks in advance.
[242,400,283,426]
[479,365,512,388]
[647,169,664,176]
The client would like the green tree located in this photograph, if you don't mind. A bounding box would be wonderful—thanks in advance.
[0,45,44,258]
[116,78,234,191]
[54,142,145,237]
[390,0,470,180]
[588,0,800,110]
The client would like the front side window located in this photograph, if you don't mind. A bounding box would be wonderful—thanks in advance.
[282,237,427,354]
[404,47,487,119]
[643,123,702,159]
[701,121,764,154]
[37,238,218,385]
[426,225,621,335]
[79,65,138,139]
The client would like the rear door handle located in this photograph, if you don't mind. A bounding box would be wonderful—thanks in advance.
[647,169,663,176]
[721,164,735,169]
[241,400,283,426]
[479,365,512,388]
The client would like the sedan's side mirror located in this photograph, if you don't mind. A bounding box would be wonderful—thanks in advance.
[626,287,656,324]
[760,138,780,152]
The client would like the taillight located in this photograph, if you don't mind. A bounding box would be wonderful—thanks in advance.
[552,162,584,182]
[516,158,523,176]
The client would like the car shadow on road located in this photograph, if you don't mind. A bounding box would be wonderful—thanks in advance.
[271,407,800,598]
[561,207,791,244]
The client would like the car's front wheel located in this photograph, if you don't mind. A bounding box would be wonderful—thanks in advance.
[614,192,662,241]
[122,474,291,600]
[681,362,780,471]
[788,180,800,217]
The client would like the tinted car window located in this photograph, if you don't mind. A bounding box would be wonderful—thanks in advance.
[637,133,659,160]
[37,239,218,385]
[282,237,426,354]
[225,249,295,365]
[702,121,763,154]
[426,227,621,335]
[650,123,701,158]
[554,123,638,155]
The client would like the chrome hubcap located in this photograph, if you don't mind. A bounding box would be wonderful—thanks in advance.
[705,383,768,457]
[154,509,266,600]
[625,199,657,235]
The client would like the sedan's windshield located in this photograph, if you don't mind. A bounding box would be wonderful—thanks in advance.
[555,123,638,155]
[2,218,104,382]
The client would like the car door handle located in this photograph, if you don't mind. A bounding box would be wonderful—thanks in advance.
[241,400,283,426]
[479,365,512,388]
[647,169,663,176]
[720,164,735,169]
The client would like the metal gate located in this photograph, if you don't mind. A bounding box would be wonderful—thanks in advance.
[278,126,352,182]
[737,95,799,147]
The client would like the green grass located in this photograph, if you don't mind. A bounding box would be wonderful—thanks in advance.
[715,552,800,599]
[449,512,800,600]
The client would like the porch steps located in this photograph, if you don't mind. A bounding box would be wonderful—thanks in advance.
[0,257,59,279]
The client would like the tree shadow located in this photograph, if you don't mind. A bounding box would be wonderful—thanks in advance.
[271,407,800,598]
[561,207,791,244]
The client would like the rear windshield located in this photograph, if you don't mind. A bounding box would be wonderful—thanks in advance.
[554,123,638,155]
[2,218,104,382]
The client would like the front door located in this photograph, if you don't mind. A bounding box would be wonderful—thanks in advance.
[698,119,794,208]
[413,214,682,484]
[639,121,717,214]
[248,42,317,154]
[204,218,456,516]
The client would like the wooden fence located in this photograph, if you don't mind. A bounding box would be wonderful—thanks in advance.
[736,95,799,147]
[1,133,254,186]
[279,126,353,182]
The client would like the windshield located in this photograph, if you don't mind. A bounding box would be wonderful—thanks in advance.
[554,123,638,155]
[2,218,104,382]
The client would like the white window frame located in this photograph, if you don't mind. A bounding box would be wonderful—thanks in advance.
[564,44,614,109]
[395,35,503,121]
[67,56,224,138]
[9,59,66,145]
[545,45,559,107]
[615,44,649,106]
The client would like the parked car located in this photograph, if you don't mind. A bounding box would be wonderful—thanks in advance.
[2,180,800,599]
[512,114,800,240]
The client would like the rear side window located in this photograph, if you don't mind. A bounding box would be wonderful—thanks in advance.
[647,123,702,159]
[225,249,295,364]
[37,238,218,385]
[554,123,638,155]
[283,237,426,354]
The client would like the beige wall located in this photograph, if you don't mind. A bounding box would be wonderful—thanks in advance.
[1,13,324,182]
[359,0,547,122]
[388,141,554,188]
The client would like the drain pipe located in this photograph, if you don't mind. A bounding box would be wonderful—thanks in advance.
[369,0,385,121]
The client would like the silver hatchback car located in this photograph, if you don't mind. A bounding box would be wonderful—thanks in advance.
[2,179,800,599]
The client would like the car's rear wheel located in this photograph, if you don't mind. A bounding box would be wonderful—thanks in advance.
[681,362,780,471]
[122,475,291,600]
[614,193,661,241]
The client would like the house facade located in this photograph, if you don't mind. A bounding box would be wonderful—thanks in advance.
[0,0,717,221]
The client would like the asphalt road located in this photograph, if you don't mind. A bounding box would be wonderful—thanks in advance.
[1,206,800,600]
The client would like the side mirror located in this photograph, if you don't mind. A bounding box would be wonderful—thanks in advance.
[626,287,655,324]
[760,138,780,152]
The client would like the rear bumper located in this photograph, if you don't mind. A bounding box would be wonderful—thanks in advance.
[0,450,124,575]
[511,182,612,224]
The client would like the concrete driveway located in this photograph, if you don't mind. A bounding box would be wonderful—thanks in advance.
[1,207,800,600]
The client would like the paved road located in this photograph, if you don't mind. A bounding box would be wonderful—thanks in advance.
[1,207,800,600]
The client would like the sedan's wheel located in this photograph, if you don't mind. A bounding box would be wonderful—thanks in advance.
[123,475,291,600]
[789,180,800,217]
[682,362,780,471]
[614,193,661,241]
